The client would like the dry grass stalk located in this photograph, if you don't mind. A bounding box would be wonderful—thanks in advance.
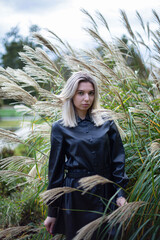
[0,170,34,179]
[47,29,67,47]
[36,87,61,100]
[20,50,60,84]
[0,226,31,240]
[85,28,109,50]
[35,47,58,69]
[120,10,136,40]
[24,154,47,180]
[53,234,66,240]
[114,121,127,140]
[115,38,130,54]
[0,169,39,187]
[27,130,50,144]
[92,110,127,139]
[151,71,160,93]
[22,45,64,84]
[0,67,17,82]
[133,117,147,127]
[33,32,61,56]
[74,201,145,240]
[92,109,125,120]
[0,155,46,180]
[0,73,17,86]
[96,10,110,32]
[31,123,51,136]
[81,9,98,32]
[89,67,110,87]
[93,59,122,82]
[78,175,113,194]
[32,101,61,116]
[0,156,35,170]
[66,56,94,72]
[114,63,137,81]
[0,128,23,144]
[19,51,37,66]
[150,141,160,154]
[64,54,110,88]
[24,63,62,86]
[73,216,107,240]
[0,82,37,105]
[10,68,40,90]
[82,48,104,62]
[106,201,146,228]
[41,187,77,204]
[28,164,42,179]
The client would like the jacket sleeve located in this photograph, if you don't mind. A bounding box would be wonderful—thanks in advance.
[108,120,128,199]
[47,121,65,217]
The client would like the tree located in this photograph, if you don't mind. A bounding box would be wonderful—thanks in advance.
[0,25,41,105]
[0,25,40,69]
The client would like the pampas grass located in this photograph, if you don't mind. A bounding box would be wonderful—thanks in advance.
[78,175,113,194]
[0,129,23,144]
[0,8,160,240]
[74,201,146,240]
[150,141,160,154]
[41,187,77,204]
[0,226,31,240]
[0,156,35,170]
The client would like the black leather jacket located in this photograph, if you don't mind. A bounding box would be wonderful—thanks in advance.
[47,115,128,239]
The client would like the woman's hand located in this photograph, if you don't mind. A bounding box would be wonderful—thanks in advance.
[116,196,127,207]
[44,216,56,234]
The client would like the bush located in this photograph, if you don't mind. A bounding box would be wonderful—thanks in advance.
[0,196,22,228]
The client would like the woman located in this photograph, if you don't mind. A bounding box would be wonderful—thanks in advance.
[44,71,128,240]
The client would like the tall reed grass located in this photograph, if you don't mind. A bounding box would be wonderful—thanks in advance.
[0,9,159,240]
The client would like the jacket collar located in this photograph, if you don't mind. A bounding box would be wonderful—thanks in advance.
[77,112,93,123]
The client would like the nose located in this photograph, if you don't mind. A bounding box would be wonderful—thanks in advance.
[84,93,89,101]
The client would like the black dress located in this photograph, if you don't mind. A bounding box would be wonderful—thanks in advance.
[47,115,128,240]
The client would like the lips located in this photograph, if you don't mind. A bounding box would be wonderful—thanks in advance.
[82,104,90,107]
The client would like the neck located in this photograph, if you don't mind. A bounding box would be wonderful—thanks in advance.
[77,110,87,120]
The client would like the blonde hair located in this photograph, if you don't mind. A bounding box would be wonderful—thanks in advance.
[59,71,104,127]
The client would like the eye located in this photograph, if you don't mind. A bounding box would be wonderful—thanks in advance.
[89,91,95,96]
[78,91,84,96]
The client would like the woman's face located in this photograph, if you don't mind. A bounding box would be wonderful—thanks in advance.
[73,81,95,118]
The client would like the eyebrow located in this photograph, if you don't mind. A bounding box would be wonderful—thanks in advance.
[77,90,95,92]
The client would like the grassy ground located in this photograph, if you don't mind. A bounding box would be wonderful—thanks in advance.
[0,106,27,129]
[0,120,20,129]
[0,107,22,117]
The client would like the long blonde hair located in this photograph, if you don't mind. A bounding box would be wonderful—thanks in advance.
[59,71,104,127]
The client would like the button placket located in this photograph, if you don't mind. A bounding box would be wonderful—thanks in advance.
[81,120,89,134]
[85,125,89,134]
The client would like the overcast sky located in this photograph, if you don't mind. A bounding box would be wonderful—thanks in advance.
[0,0,160,52]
